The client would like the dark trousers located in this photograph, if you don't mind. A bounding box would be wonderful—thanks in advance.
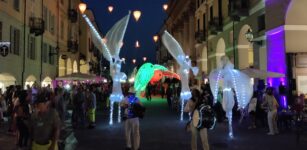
[17,123,29,147]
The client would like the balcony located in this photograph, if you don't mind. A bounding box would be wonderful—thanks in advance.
[195,31,206,43]
[209,17,223,35]
[68,9,78,23]
[229,0,250,17]
[29,17,44,36]
[67,40,78,53]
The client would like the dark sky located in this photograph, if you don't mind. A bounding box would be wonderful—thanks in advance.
[84,0,168,74]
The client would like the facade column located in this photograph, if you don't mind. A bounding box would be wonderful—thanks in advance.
[189,14,195,60]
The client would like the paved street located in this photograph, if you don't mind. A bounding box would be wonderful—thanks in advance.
[75,98,307,150]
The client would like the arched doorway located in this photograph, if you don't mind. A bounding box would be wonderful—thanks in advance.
[59,55,66,76]
[66,58,72,75]
[41,76,52,88]
[201,46,208,73]
[80,59,89,74]
[238,24,254,69]
[25,75,36,89]
[0,73,16,92]
[73,60,78,73]
[216,38,226,67]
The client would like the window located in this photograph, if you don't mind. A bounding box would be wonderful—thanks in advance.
[28,35,36,60]
[210,6,213,21]
[10,26,20,55]
[49,45,54,65]
[258,14,265,31]
[197,19,200,32]
[43,7,48,30]
[60,20,64,39]
[0,22,2,41]
[49,12,55,34]
[42,43,48,63]
[13,0,19,11]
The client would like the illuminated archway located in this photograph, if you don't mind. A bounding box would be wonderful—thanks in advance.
[80,59,89,74]
[41,76,52,88]
[73,60,78,73]
[238,24,253,69]
[59,56,66,76]
[25,75,37,88]
[216,38,226,67]
[0,73,16,92]
[66,58,72,75]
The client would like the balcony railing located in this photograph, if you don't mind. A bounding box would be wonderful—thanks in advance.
[67,40,78,53]
[229,0,250,17]
[68,9,78,23]
[209,17,223,34]
[29,17,44,36]
[195,31,206,43]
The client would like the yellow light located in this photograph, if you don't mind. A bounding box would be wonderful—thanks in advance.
[133,10,141,22]
[153,35,159,43]
[163,4,168,11]
[108,6,114,13]
[135,40,140,48]
[79,3,87,14]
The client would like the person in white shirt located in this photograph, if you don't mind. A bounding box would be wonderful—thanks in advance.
[120,87,142,150]
[248,92,258,129]
[262,88,279,135]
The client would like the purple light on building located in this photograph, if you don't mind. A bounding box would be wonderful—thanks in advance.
[281,95,287,109]
[266,26,287,88]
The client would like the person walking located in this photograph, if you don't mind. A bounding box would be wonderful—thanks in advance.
[120,87,142,150]
[262,88,279,135]
[184,89,210,150]
[145,84,152,101]
[72,87,86,128]
[30,91,60,150]
[85,87,97,129]
[248,92,258,129]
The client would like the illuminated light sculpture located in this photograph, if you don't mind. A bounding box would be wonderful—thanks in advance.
[132,59,136,64]
[108,5,114,13]
[79,3,87,14]
[163,4,168,11]
[134,63,180,92]
[133,10,141,22]
[209,56,253,138]
[161,31,199,120]
[135,40,140,48]
[81,10,131,125]
[153,35,159,43]
[143,57,147,61]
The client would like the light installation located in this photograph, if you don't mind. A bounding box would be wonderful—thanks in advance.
[161,31,199,121]
[132,59,136,64]
[163,4,168,11]
[135,40,140,48]
[143,57,147,61]
[133,10,141,22]
[108,5,114,13]
[209,56,253,138]
[153,35,159,43]
[80,5,131,125]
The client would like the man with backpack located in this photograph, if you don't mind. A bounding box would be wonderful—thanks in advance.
[185,88,215,150]
[120,87,144,150]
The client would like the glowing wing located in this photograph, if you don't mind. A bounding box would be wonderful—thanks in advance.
[134,63,155,92]
[230,70,253,109]
[84,15,112,62]
[105,12,131,57]
[161,30,185,63]
[209,69,223,104]
[153,64,168,71]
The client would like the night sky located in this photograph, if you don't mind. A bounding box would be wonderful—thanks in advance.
[83,0,168,74]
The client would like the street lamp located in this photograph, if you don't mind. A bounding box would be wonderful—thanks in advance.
[78,3,87,14]
[245,28,262,45]
[153,35,159,43]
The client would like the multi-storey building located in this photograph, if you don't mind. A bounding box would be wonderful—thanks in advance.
[0,0,98,91]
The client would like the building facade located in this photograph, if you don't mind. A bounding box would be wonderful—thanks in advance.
[0,0,99,91]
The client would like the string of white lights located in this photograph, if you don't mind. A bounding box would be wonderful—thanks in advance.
[109,101,114,125]
[118,103,121,123]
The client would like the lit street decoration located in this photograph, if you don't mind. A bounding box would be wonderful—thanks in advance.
[153,35,159,43]
[108,5,114,13]
[133,10,141,21]
[78,3,87,14]
[122,58,126,62]
[132,59,136,64]
[135,40,140,48]
[143,57,147,61]
[163,4,168,11]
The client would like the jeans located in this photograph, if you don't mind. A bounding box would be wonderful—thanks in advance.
[191,124,210,150]
[125,118,140,150]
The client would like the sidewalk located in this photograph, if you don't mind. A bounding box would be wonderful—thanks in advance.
[0,117,17,150]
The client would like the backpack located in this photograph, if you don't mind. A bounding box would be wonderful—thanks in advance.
[192,104,216,130]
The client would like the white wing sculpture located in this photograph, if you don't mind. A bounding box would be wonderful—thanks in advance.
[209,56,253,138]
[162,31,199,100]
